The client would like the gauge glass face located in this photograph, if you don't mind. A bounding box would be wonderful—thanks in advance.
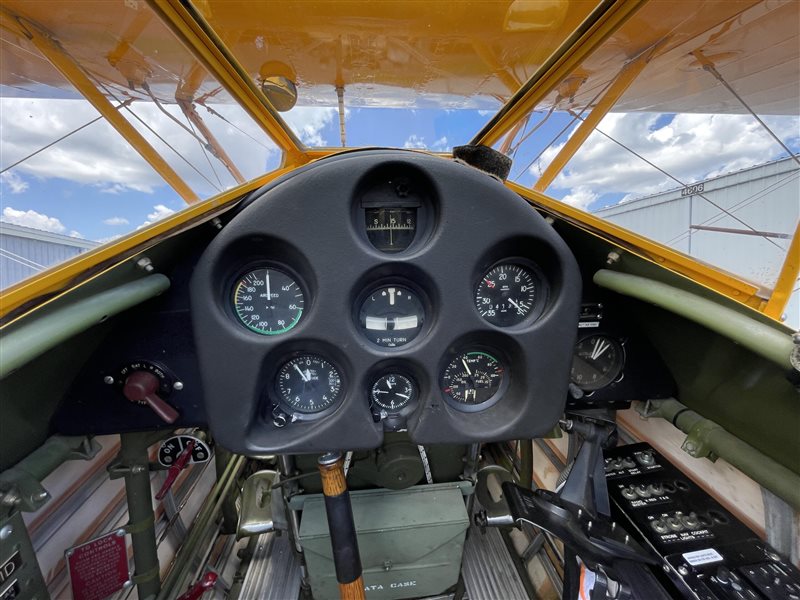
[442,351,505,406]
[233,268,304,335]
[365,207,417,252]
[475,263,537,327]
[276,355,342,413]
[359,285,425,347]
[370,373,417,412]
[570,335,624,391]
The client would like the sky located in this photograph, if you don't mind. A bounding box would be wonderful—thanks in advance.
[1,93,797,247]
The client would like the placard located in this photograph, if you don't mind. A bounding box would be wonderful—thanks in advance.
[66,530,131,600]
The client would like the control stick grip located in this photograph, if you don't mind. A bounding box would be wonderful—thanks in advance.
[123,371,179,424]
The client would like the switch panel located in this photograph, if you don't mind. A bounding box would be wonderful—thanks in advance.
[605,443,800,600]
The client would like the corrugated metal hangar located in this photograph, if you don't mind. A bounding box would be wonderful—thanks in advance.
[595,156,799,328]
[0,221,98,289]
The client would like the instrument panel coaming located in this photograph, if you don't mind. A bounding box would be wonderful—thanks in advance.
[190,150,582,454]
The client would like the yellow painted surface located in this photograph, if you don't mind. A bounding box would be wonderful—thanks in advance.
[0,168,295,322]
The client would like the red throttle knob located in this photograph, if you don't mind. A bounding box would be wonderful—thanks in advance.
[177,571,218,600]
[122,371,179,424]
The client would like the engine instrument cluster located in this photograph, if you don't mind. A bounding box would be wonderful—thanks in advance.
[190,150,582,454]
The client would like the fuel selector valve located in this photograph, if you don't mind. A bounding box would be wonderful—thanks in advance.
[117,361,180,424]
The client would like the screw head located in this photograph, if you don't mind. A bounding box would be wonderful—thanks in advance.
[173,381,184,391]
[103,375,115,385]
[0,525,13,540]
[678,565,690,576]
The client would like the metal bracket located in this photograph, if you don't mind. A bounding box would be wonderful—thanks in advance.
[682,420,719,462]
[0,435,101,513]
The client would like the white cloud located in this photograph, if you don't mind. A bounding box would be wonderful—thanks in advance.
[69,230,83,238]
[535,112,800,206]
[0,171,29,194]
[283,108,337,147]
[403,134,426,149]
[1,99,339,199]
[1,206,66,233]
[103,216,129,226]
[138,204,175,229]
[403,134,450,151]
[561,186,598,210]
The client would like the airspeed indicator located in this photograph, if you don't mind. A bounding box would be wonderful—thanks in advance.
[233,268,304,335]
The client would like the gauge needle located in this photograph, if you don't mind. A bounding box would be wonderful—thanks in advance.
[591,339,610,360]
[396,392,410,399]
[386,378,393,389]
[294,364,310,382]
[266,270,271,303]
[508,298,525,315]
[462,358,472,375]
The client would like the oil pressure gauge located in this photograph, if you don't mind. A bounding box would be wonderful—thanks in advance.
[441,351,506,410]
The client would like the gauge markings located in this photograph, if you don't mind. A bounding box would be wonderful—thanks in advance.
[233,268,304,335]
[277,355,342,413]
[475,263,536,327]
[442,351,505,406]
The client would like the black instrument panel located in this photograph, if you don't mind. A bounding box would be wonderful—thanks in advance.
[190,150,582,454]
[55,150,593,453]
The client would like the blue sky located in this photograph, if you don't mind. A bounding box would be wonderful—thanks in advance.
[1,95,798,244]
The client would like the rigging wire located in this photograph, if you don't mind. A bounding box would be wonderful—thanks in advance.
[199,103,273,150]
[509,105,555,157]
[695,54,800,168]
[1,98,134,175]
[83,68,222,192]
[0,248,45,271]
[510,78,615,182]
[666,170,800,246]
[141,83,215,151]
[186,112,225,191]
[567,110,786,251]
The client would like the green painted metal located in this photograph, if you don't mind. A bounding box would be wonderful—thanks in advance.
[120,432,162,600]
[0,274,170,379]
[299,482,470,600]
[0,435,100,513]
[640,399,800,511]
[0,512,48,599]
[593,270,794,371]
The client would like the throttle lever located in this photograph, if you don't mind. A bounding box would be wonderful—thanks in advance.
[176,571,217,600]
[156,439,195,500]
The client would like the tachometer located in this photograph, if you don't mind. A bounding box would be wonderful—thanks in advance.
[441,351,505,408]
[475,263,537,327]
[276,355,342,413]
[233,268,304,335]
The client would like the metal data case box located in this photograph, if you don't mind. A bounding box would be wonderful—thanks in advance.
[298,482,470,600]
